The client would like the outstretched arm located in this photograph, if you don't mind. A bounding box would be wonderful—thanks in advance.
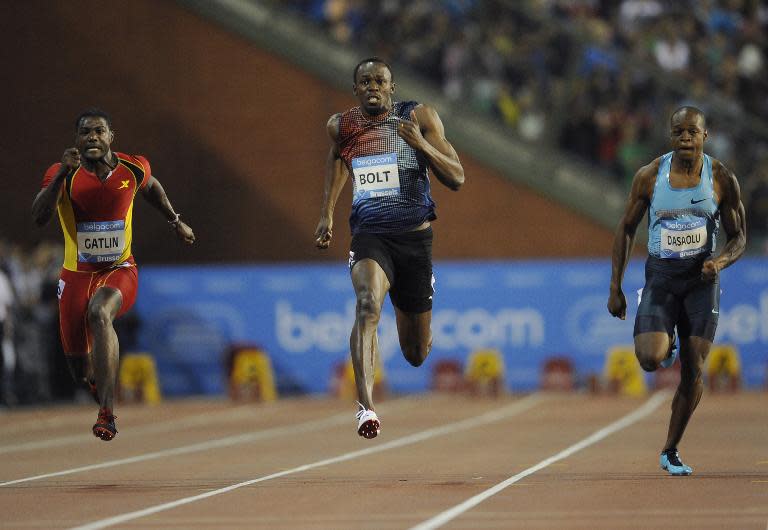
[608,161,656,319]
[315,114,350,249]
[702,161,746,280]
[397,104,464,191]
[140,176,195,244]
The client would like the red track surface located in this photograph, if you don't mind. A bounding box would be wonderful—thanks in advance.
[1,392,766,529]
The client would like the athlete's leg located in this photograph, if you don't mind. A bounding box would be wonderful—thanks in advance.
[87,286,123,411]
[63,352,98,401]
[350,259,390,411]
[57,269,97,397]
[394,308,432,367]
[63,353,87,384]
[663,335,710,452]
[634,331,675,372]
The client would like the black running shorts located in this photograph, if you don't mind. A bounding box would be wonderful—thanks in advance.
[349,227,434,313]
[634,255,720,341]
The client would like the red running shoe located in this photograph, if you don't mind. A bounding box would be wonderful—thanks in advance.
[92,408,118,441]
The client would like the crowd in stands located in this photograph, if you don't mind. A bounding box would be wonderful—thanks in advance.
[282,0,768,245]
[0,240,69,406]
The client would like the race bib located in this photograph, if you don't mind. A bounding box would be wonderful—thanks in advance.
[351,153,401,202]
[660,218,707,259]
[76,220,126,263]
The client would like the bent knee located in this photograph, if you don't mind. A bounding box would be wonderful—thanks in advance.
[401,342,432,367]
[355,292,382,323]
[635,351,660,372]
[86,304,113,329]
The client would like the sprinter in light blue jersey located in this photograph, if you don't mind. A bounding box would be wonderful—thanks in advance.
[608,107,746,476]
[315,58,464,438]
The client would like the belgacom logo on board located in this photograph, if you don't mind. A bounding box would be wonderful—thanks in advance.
[275,301,544,356]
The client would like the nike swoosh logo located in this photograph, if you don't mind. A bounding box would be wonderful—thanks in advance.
[691,198,708,204]
[712,309,719,314]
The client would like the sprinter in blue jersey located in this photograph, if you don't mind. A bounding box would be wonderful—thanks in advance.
[314,58,464,438]
[608,106,746,475]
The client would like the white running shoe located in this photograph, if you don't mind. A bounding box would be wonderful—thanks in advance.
[355,402,380,439]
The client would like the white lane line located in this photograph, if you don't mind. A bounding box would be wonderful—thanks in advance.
[0,404,264,454]
[0,397,418,486]
[69,394,544,530]
[0,412,342,487]
[0,413,89,435]
[0,396,431,454]
[409,391,670,530]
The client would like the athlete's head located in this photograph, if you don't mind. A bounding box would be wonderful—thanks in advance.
[352,57,395,116]
[75,108,113,132]
[670,106,707,161]
[74,108,114,161]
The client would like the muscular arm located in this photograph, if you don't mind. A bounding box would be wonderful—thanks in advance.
[141,176,178,221]
[608,160,656,319]
[315,114,350,249]
[140,176,195,244]
[32,148,80,226]
[32,167,67,226]
[399,104,464,191]
[704,161,746,279]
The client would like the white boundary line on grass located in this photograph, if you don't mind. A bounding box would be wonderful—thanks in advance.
[409,391,670,530]
[69,394,544,530]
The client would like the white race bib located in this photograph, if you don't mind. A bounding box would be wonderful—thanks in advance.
[76,220,126,263]
[660,218,707,259]
[351,153,400,202]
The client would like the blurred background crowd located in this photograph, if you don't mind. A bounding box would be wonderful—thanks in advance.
[282,0,768,248]
[0,240,67,406]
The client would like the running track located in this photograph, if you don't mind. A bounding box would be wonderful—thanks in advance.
[1,392,766,529]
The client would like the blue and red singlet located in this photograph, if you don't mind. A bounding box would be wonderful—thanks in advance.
[338,101,436,235]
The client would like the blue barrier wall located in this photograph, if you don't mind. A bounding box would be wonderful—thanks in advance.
[134,259,767,396]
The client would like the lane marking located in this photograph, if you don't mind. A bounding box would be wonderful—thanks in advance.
[0,413,87,435]
[409,391,669,530]
[0,395,439,455]
[0,404,265,454]
[69,394,544,530]
[0,398,417,486]
[0,400,242,436]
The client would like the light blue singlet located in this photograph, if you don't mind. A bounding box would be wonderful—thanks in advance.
[647,152,719,259]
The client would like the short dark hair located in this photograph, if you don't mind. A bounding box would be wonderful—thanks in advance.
[75,108,113,131]
[353,57,393,83]
[671,106,706,128]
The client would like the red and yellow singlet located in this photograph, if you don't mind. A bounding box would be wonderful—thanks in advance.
[41,152,150,272]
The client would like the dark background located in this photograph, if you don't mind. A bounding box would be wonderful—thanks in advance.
[1,0,614,265]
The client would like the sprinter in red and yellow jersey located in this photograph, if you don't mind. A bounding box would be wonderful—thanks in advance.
[32,109,195,441]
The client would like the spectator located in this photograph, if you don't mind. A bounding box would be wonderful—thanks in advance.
[281,0,768,250]
[0,263,15,406]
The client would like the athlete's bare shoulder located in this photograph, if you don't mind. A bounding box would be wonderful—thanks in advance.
[710,157,737,183]
[710,156,740,202]
[411,103,440,127]
[637,156,661,179]
[326,113,342,142]
[631,156,661,198]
